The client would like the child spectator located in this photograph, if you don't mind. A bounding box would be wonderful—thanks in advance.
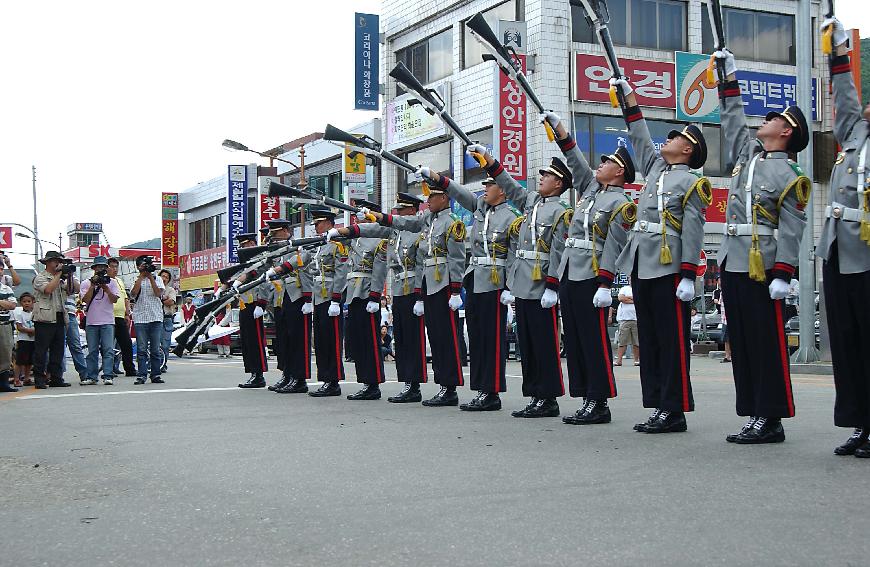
[13,292,36,386]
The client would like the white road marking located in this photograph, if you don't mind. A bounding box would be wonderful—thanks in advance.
[18,387,241,399]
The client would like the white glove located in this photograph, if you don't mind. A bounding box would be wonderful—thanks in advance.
[366,300,380,313]
[265,268,278,280]
[218,315,230,327]
[448,294,463,311]
[539,111,560,129]
[415,166,432,181]
[466,143,487,156]
[232,279,243,290]
[500,290,515,305]
[252,306,264,319]
[301,302,314,315]
[413,300,425,317]
[713,49,737,76]
[609,77,633,96]
[540,288,559,309]
[355,211,367,220]
[326,227,341,241]
[676,278,695,302]
[328,301,341,317]
[592,287,613,308]
[769,278,790,300]
[820,17,848,48]
[358,207,371,219]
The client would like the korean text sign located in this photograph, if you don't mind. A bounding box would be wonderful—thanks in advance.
[161,193,179,267]
[497,54,527,180]
[354,13,379,110]
[575,54,676,109]
[227,165,248,264]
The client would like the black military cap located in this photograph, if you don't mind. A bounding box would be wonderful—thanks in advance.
[601,146,636,184]
[259,226,269,235]
[481,177,497,186]
[353,199,381,213]
[668,124,707,169]
[539,156,572,191]
[308,205,336,223]
[765,106,809,153]
[235,232,258,244]
[266,219,292,230]
[395,192,424,209]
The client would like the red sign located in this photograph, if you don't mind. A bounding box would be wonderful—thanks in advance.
[161,192,179,267]
[0,227,11,249]
[697,250,708,277]
[179,246,228,278]
[259,194,281,228]
[497,54,527,181]
[575,54,676,109]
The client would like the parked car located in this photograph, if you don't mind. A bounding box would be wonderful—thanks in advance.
[196,308,276,355]
[785,314,820,353]
[690,312,724,348]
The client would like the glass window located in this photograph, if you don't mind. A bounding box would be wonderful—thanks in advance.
[702,6,795,65]
[398,139,453,195]
[631,0,658,49]
[395,29,453,92]
[572,0,680,50]
[463,1,518,69]
[188,214,224,253]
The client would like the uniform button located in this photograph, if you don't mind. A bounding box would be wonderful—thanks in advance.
[755,195,761,201]
[847,167,854,174]
[730,195,736,200]
[759,185,765,190]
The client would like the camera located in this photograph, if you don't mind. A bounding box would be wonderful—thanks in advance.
[137,256,157,273]
[92,269,111,286]
[59,259,76,279]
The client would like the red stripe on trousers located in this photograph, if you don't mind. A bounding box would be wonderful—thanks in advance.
[447,298,464,386]
[599,307,616,397]
[255,317,266,371]
[303,314,310,380]
[550,306,565,395]
[419,313,428,383]
[333,316,343,381]
[369,312,383,383]
[674,276,690,411]
[774,300,795,417]
[494,294,501,392]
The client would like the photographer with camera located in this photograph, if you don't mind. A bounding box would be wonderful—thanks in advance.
[158,269,177,373]
[130,255,165,384]
[0,253,21,288]
[32,251,78,389]
[79,256,119,385]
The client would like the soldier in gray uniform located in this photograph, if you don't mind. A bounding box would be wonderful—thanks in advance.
[293,206,350,397]
[233,233,274,389]
[264,219,313,395]
[467,144,572,419]
[540,111,638,425]
[332,192,429,403]
[814,18,870,458]
[363,186,467,407]
[324,199,389,401]
[415,166,521,412]
[611,79,712,434]
[712,49,811,444]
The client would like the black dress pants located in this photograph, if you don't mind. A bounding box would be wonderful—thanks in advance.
[514,297,564,400]
[464,277,507,393]
[391,294,427,384]
[313,301,344,382]
[423,287,463,387]
[33,313,66,381]
[238,305,268,374]
[346,298,385,385]
[281,296,312,383]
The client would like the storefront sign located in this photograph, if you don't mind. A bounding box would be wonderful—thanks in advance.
[74,223,103,232]
[385,85,449,149]
[354,13,379,110]
[575,53,675,109]
[161,192,179,267]
[344,140,367,184]
[258,176,280,228]
[0,227,10,249]
[497,54,528,181]
[178,246,228,291]
[737,71,817,121]
[227,165,248,264]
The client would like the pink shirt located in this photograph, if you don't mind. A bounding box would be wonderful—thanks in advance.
[80,279,119,326]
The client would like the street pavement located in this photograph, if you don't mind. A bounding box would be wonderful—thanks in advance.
[1,352,868,567]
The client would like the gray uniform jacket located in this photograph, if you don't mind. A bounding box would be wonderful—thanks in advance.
[344,237,388,302]
[717,80,810,280]
[295,241,350,306]
[487,160,572,300]
[354,222,424,298]
[554,133,636,285]
[277,250,314,304]
[437,176,521,293]
[617,106,710,281]
[381,209,466,297]
[238,275,273,309]
[816,54,870,274]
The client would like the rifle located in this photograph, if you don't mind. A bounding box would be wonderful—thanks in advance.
[267,180,363,215]
[705,0,728,97]
[389,61,486,168]
[466,12,555,142]
[821,0,836,55]
[576,0,626,108]
[323,124,417,173]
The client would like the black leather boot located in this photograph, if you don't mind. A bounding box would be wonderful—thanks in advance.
[563,399,610,425]
[511,398,538,418]
[634,409,660,432]
[836,428,869,456]
[388,383,422,403]
[309,381,341,397]
[726,417,757,443]
[520,398,560,418]
[269,375,292,392]
[644,410,687,433]
[460,392,501,412]
[277,377,309,394]
[421,386,458,407]
[347,384,382,400]
[238,373,266,388]
[732,417,784,444]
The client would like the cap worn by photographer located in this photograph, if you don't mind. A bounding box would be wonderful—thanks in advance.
[39,250,66,265]
[91,255,109,269]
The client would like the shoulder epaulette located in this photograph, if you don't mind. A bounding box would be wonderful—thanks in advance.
[447,220,466,241]
[682,176,714,207]
[508,216,525,238]
[557,208,573,227]
[376,239,389,253]
[610,201,638,225]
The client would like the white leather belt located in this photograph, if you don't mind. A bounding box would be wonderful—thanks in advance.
[394,270,416,280]
[470,257,506,267]
[826,202,864,222]
[313,276,333,283]
[632,220,679,237]
[424,258,447,267]
[723,223,775,236]
[515,250,549,260]
[564,237,594,250]
[347,271,371,279]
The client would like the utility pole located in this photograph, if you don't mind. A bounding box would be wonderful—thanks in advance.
[792,0,820,363]
[32,165,39,262]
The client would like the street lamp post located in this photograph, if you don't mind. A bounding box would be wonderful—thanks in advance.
[1,223,44,260]
[15,232,60,256]
[221,139,307,186]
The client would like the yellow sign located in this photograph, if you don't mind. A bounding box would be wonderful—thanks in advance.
[344,138,367,183]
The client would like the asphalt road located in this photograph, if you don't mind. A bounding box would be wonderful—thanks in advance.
[1,353,867,567]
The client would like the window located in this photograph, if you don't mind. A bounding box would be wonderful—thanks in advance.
[463,1,519,69]
[307,173,342,202]
[702,6,795,65]
[398,139,453,195]
[188,214,224,253]
[572,0,684,51]
[395,29,453,93]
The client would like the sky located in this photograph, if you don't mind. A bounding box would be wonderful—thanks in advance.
[2,0,869,268]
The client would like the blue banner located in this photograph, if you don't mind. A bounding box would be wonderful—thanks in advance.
[227,165,248,264]
[354,13,379,111]
[737,71,817,121]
